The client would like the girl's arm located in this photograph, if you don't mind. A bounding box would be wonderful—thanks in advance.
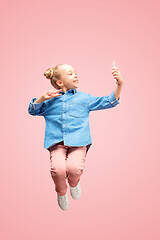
[28,97,47,116]
[88,65,124,111]
[34,95,45,103]
[114,82,123,100]
[88,90,120,111]
[28,89,62,116]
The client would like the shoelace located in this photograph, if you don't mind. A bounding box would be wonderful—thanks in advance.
[72,186,79,193]
[58,194,68,203]
[62,195,68,203]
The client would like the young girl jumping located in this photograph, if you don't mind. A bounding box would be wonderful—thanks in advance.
[28,63,124,211]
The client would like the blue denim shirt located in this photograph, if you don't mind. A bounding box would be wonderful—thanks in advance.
[28,89,120,154]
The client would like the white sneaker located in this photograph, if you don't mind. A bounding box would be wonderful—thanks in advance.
[57,192,69,210]
[69,181,81,200]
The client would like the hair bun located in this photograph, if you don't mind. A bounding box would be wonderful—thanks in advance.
[44,68,54,80]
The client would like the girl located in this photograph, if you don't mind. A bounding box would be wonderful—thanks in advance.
[28,63,124,211]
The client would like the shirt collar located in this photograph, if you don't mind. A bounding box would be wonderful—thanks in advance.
[59,89,77,95]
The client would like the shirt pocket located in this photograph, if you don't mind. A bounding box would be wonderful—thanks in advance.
[69,100,88,118]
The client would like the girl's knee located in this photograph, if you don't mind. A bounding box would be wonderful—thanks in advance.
[50,167,66,177]
[67,165,84,175]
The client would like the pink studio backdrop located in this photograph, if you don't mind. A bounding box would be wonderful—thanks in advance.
[1,0,160,239]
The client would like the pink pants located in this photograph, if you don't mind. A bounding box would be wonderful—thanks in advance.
[49,143,87,196]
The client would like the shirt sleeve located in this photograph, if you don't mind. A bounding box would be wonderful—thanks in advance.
[28,98,46,116]
[88,91,120,112]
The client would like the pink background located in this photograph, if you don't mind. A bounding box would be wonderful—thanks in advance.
[1,0,160,239]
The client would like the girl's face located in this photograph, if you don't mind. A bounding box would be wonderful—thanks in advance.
[56,65,79,92]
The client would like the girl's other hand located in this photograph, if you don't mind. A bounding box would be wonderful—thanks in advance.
[42,89,63,100]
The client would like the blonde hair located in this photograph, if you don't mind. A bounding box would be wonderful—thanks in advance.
[44,63,66,89]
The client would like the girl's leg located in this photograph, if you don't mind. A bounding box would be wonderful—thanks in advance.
[66,146,87,187]
[49,144,68,196]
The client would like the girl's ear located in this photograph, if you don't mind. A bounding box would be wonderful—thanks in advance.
[56,80,63,87]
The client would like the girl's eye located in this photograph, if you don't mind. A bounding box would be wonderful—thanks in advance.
[68,72,77,75]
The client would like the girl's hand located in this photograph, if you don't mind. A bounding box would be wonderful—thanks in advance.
[112,67,124,86]
[42,89,63,100]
